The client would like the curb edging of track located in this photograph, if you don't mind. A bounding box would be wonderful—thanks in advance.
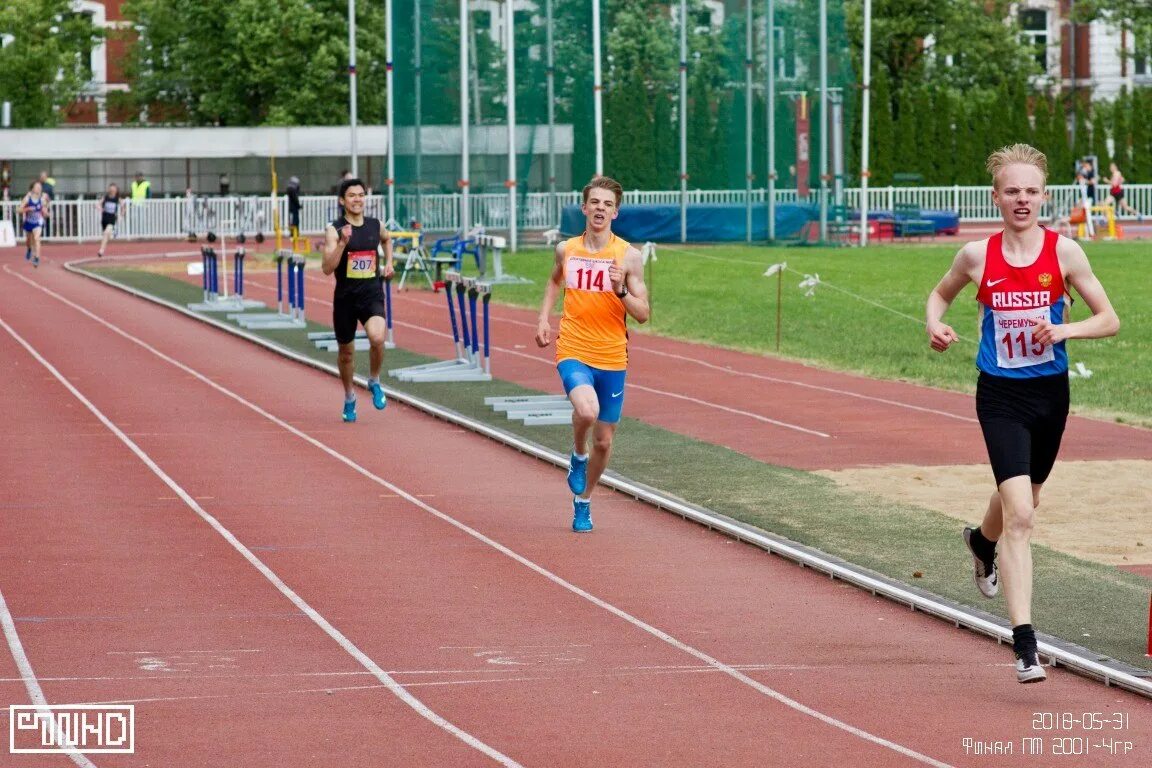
[66,255,1152,700]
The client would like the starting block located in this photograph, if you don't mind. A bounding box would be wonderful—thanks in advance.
[484,394,573,426]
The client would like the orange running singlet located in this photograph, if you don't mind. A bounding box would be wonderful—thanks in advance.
[555,233,630,370]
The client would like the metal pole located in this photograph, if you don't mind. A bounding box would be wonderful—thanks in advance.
[348,0,359,176]
[859,0,871,246]
[414,0,423,225]
[460,0,470,231]
[593,0,603,175]
[506,0,518,252]
[818,0,828,242]
[680,0,687,243]
[745,0,753,242]
[546,0,556,226]
[385,0,395,222]
[766,0,776,242]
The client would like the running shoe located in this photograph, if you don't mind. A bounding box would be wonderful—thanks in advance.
[963,526,998,598]
[567,452,588,495]
[572,498,593,533]
[368,380,387,410]
[1015,650,1047,684]
[32,255,38,268]
[25,248,31,261]
[342,398,357,423]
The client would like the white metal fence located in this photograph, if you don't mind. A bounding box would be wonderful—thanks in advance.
[3,185,1147,242]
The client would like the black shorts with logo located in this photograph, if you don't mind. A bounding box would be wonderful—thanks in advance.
[332,286,385,345]
[975,371,1070,486]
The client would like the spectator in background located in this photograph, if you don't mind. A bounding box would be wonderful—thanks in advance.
[286,175,302,236]
[38,170,55,236]
[131,172,151,202]
[1106,163,1143,221]
[1075,158,1096,204]
[219,173,231,196]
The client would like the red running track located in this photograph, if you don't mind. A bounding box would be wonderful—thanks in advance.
[0,256,1149,766]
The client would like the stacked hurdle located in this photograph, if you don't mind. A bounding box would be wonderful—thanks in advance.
[390,271,492,382]
[188,246,265,313]
[309,275,397,353]
[484,394,574,426]
[233,249,306,329]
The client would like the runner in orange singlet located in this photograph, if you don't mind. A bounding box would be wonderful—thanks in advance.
[535,176,650,532]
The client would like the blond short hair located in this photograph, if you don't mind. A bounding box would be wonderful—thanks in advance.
[986,144,1048,188]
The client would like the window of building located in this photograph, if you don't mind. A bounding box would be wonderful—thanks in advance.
[1019,9,1049,71]
[1136,28,1151,79]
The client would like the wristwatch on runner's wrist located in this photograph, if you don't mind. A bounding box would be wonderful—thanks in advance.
[616,285,628,298]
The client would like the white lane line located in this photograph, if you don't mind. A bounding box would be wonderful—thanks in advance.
[382,282,977,424]
[0,313,523,768]
[248,276,832,438]
[0,587,101,768]
[13,271,952,768]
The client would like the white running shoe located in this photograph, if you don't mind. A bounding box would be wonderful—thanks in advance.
[963,527,999,598]
[1015,651,1047,683]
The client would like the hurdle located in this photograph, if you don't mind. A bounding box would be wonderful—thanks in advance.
[475,231,532,285]
[187,246,266,312]
[235,250,306,329]
[390,271,492,382]
[310,275,397,352]
[484,394,574,426]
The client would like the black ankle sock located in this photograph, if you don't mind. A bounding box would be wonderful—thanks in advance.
[1012,624,1037,658]
[969,527,997,560]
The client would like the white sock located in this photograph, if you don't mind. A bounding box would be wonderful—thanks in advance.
[576,496,590,503]
[573,450,588,461]
[345,393,356,403]
[368,376,380,386]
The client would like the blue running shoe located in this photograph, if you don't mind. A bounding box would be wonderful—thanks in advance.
[32,255,38,268]
[342,398,357,423]
[567,452,588,495]
[368,380,387,410]
[571,498,593,532]
[25,248,31,261]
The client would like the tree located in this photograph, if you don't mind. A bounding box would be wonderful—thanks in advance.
[869,67,895,186]
[122,0,387,125]
[0,0,102,127]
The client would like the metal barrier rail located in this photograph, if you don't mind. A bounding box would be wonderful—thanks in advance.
[5,184,1148,241]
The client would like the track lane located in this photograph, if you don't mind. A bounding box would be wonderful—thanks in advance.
[3,260,1149,766]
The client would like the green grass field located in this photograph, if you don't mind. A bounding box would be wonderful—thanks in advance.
[483,240,1152,427]
[83,264,1152,671]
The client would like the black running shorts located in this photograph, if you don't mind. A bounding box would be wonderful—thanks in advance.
[332,290,385,345]
[975,371,1070,486]
[101,213,117,230]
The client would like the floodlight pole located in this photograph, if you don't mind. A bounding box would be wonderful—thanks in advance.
[546,0,557,226]
[348,0,359,177]
[385,0,395,222]
[460,0,471,231]
[593,0,603,175]
[766,0,776,242]
[859,0,872,246]
[745,0,753,243]
[818,0,828,242]
[506,0,518,252]
[672,0,681,242]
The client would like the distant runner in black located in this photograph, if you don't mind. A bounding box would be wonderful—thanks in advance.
[321,178,394,423]
[97,183,122,258]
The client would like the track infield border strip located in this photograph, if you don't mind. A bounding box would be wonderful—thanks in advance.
[63,255,1152,700]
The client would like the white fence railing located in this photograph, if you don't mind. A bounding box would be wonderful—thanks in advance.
[3,185,1147,242]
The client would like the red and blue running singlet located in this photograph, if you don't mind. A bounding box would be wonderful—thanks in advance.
[975,228,1068,378]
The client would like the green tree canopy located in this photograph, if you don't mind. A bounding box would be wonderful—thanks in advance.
[0,0,102,127]
[121,0,386,126]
